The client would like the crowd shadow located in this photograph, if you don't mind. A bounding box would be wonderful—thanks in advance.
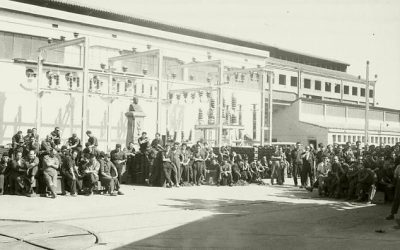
[115,184,396,249]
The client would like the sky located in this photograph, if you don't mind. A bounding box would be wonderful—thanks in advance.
[82,0,400,109]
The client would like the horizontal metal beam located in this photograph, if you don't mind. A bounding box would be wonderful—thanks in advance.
[38,37,86,52]
[168,86,215,93]
[176,60,221,69]
[108,49,160,62]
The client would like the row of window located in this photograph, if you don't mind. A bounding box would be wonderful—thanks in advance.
[278,74,374,98]
[332,134,399,145]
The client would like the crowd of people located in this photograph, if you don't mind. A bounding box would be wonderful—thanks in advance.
[1,127,400,221]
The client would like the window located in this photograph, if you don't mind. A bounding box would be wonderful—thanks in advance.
[362,136,365,143]
[325,82,331,92]
[392,137,395,144]
[338,135,342,143]
[290,76,298,87]
[304,79,311,89]
[369,89,374,98]
[315,80,321,91]
[360,88,365,97]
[353,136,356,142]
[352,86,358,96]
[333,134,336,143]
[279,74,286,85]
[334,84,341,93]
[344,85,349,94]
[347,135,351,142]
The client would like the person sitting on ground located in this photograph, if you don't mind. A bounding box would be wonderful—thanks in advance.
[24,150,39,197]
[111,144,127,184]
[11,131,24,154]
[81,153,100,195]
[42,148,60,198]
[218,155,233,186]
[86,130,98,155]
[0,153,11,195]
[385,162,400,220]
[9,150,27,195]
[99,152,124,196]
[60,148,78,196]
[355,156,377,203]
[161,145,177,188]
[346,157,360,200]
[312,156,331,196]
[50,127,62,148]
[40,135,54,155]
[67,133,81,151]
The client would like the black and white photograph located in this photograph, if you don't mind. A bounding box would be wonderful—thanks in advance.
[0,0,400,249]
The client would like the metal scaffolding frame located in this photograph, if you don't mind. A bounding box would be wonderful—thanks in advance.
[35,38,273,148]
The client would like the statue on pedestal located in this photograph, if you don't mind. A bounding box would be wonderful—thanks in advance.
[125,97,146,147]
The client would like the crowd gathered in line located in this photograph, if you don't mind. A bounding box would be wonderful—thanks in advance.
[1,127,400,220]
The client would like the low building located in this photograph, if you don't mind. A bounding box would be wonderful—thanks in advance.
[0,0,399,150]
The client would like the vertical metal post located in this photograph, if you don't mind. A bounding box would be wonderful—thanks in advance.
[36,51,43,133]
[81,38,89,142]
[156,50,163,133]
[365,61,370,145]
[260,70,266,146]
[217,61,224,147]
[268,72,273,146]
[106,63,113,151]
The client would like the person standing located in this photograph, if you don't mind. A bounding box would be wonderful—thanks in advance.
[291,142,304,187]
[301,145,315,188]
[386,163,400,220]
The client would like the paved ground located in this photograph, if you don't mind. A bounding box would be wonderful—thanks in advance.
[1,179,400,249]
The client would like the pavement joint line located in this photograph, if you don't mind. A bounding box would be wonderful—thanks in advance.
[0,232,54,250]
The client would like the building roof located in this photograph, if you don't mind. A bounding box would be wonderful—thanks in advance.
[265,57,368,83]
[10,0,350,71]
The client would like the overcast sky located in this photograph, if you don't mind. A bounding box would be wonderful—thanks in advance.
[84,0,400,109]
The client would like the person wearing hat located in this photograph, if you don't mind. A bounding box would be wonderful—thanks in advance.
[111,144,127,184]
[68,133,81,151]
[99,152,124,196]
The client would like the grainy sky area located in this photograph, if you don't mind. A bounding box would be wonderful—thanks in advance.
[81,0,400,109]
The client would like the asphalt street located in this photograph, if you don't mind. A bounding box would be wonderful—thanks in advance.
[1,179,399,250]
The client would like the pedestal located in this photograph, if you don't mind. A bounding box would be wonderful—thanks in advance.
[125,111,146,146]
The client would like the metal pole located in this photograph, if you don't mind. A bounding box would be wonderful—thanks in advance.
[260,71,266,146]
[156,50,163,133]
[36,51,43,133]
[217,61,224,147]
[81,38,89,142]
[268,72,273,146]
[106,63,113,151]
[365,61,370,145]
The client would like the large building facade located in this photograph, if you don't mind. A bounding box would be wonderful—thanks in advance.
[0,0,399,149]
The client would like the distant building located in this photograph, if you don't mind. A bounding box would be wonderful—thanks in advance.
[0,0,399,149]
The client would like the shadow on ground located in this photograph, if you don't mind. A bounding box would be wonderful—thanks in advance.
[115,185,400,250]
